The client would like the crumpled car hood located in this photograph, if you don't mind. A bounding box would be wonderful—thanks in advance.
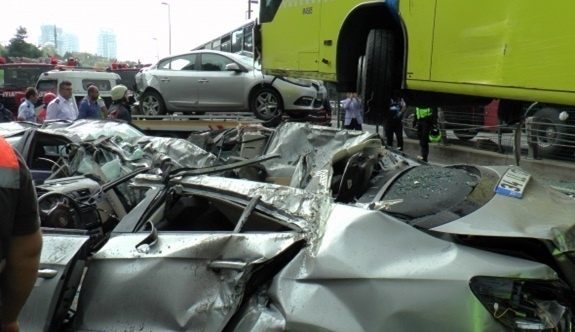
[431,165,575,252]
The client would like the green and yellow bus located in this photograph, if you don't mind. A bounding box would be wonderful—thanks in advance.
[256,0,575,124]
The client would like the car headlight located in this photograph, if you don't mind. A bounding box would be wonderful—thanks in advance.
[470,276,574,331]
[280,77,313,87]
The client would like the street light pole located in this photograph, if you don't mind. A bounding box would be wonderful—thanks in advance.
[152,37,159,61]
[161,2,172,55]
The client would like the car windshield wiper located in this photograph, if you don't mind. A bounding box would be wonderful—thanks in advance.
[164,153,281,183]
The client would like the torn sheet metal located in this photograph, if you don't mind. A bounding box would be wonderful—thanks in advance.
[177,175,332,236]
[238,204,558,331]
[261,122,379,191]
[42,119,145,141]
[72,232,304,332]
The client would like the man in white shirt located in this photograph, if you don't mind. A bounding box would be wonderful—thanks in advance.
[46,81,77,121]
[17,87,39,122]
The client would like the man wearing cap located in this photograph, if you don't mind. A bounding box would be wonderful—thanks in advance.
[46,81,77,121]
[107,85,131,122]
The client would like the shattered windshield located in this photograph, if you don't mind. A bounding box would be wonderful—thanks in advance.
[382,165,481,221]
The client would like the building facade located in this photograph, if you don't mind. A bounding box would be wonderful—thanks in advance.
[97,29,117,59]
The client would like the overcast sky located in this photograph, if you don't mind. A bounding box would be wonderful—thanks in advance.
[1,0,259,63]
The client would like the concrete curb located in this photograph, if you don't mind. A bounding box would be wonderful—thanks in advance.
[401,138,575,183]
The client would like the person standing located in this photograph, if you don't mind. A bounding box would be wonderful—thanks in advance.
[107,85,132,122]
[0,136,42,332]
[342,92,363,130]
[46,81,77,121]
[78,85,102,119]
[413,106,438,162]
[36,93,57,124]
[385,95,406,150]
[17,87,39,122]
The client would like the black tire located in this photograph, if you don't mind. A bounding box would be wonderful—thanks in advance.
[140,90,167,116]
[356,56,364,95]
[402,107,418,139]
[453,130,478,140]
[532,107,569,155]
[250,87,283,120]
[359,29,396,125]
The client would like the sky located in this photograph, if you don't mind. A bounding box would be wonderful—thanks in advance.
[1,0,259,64]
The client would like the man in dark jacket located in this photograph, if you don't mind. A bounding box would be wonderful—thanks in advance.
[107,85,131,122]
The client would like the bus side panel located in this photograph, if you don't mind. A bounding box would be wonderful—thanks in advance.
[431,0,575,92]
[262,2,321,72]
[400,0,437,81]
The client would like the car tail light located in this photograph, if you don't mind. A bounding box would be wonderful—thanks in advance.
[470,276,574,331]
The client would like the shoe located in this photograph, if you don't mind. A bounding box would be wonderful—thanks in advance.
[416,156,424,160]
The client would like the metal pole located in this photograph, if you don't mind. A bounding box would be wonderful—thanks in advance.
[162,2,172,55]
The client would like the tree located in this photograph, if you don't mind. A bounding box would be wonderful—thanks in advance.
[6,26,42,59]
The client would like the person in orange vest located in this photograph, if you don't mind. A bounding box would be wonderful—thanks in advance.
[0,136,42,332]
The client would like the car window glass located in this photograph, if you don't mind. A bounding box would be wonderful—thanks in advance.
[162,54,197,71]
[36,79,58,95]
[201,54,234,71]
[82,79,112,91]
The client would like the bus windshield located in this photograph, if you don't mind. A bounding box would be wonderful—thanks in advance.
[259,0,282,23]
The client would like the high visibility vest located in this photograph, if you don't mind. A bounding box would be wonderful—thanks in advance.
[416,107,433,119]
[0,137,20,189]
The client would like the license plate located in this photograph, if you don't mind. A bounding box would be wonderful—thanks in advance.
[495,167,531,198]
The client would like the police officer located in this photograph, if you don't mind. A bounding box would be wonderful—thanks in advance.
[413,106,438,162]
[17,87,39,122]
[0,136,42,331]
[46,80,77,121]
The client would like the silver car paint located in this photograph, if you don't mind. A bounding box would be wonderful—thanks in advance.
[137,50,321,114]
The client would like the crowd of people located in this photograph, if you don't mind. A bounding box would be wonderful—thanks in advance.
[0,82,133,125]
[340,90,442,162]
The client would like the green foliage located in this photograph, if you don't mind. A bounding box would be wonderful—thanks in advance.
[6,26,42,58]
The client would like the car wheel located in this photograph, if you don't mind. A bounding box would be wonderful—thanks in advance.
[532,107,569,155]
[359,29,396,126]
[141,91,166,116]
[453,130,478,140]
[250,87,283,120]
[402,107,419,139]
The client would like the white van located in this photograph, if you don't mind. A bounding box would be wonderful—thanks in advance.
[35,70,121,111]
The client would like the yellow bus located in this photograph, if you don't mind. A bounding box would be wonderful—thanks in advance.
[256,0,575,124]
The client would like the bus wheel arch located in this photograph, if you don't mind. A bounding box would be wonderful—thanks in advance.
[336,4,403,93]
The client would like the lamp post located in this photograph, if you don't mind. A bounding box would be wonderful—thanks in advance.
[161,2,172,55]
[152,37,159,61]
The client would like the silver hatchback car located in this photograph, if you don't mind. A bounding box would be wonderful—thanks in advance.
[135,50,325,120]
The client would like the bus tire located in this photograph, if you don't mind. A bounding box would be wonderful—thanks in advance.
[532,107,569,155]
[141,90,167,116]
[359,29,396,126]
[250,87,283,120]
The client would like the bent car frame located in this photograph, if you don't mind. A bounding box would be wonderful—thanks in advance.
[19,122,575,331]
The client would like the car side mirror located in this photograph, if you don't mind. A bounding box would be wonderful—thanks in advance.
[225,63,244,72]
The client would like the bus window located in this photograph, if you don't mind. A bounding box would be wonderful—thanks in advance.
[243,25,253,52]
[231,29,243,53]
[221,35,231,53]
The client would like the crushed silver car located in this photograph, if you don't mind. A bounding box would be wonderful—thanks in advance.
[20,122,575,331]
